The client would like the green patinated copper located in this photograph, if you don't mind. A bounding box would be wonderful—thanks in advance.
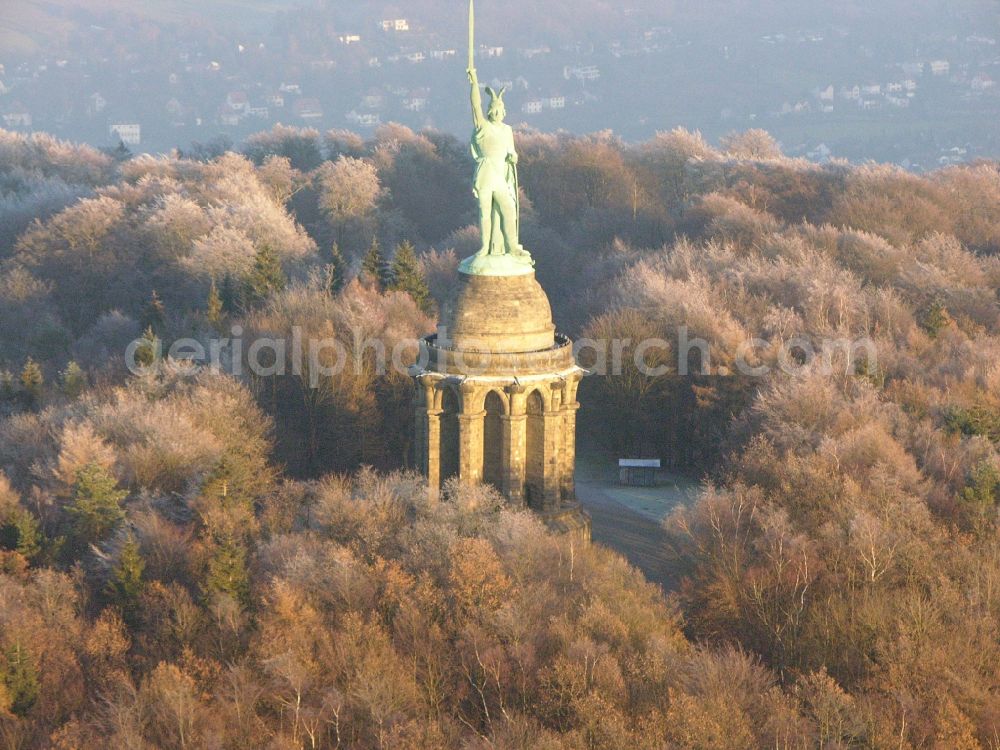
[459,0,534,276]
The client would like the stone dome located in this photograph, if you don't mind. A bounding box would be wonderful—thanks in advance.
[442,270,556,353]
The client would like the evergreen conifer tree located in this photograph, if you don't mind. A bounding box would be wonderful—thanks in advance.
[960,461,1000,534]
[327,242,346,294]
[920,299,951,338]
[206,530,251,608]
[0,507,42,563]
[60,361,86,398]
[220,273,238,314]
[389,240,432,313]
[67,463,127,550]
[134,326,160,368]
[206,278,224,327]
[108,533,146,624]
[361,236,389,288]
[142,289,166,333]
[1,642,39,716]
[243,244,286,307]
[19,358,43,403]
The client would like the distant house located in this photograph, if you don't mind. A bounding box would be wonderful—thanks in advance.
[780,100,810,114]
[522,99,544,114]
[548,95,566,109]
[226,91,249,114]
[564,64,600,82]
[279,83,302,95]
[938,146,968,166]
[519,45,551,59]
[339,34,362,45]
[218,110,241,126]
[86,92,107,116]
[293,98,323,120]
[362,90,386,109]
[430,49,457,60]
[618,459,660,487]
[266,93,285,108]
[248,106,269,118]
[403,89,429,112]
[404,51,426,64]
[2,104,31,128]
[481,46,504,58]
[817,85,834,101]
[862,83,881,96]
[109,122,141,145]
[347,111,381,128]
[381,19,409,32]
[901,62,925,76]
[929,60,950,76]
[972,73,995,90]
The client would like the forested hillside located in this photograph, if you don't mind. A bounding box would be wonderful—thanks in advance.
[1,124,999,747]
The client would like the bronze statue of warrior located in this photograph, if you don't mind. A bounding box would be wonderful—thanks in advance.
[465,0,531,264]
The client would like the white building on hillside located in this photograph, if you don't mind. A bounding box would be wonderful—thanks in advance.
[110,122,141,145]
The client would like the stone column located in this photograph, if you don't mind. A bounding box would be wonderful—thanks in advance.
[502,414,526,504]
[505,384,527,505]
[458,381,484,485]
[425,409,442,500]
[458,412,485,484]
[542,403,564,511]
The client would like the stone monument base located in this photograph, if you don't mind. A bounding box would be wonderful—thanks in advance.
[458,252,535,277]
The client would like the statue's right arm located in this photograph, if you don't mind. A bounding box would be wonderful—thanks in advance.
[468,68,485,128]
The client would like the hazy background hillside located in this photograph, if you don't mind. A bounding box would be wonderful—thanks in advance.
[1,0,998,165]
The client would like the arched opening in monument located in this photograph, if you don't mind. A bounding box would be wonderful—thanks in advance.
[483,391,504,489]
[440,387,460,485]
[525,389,545,509]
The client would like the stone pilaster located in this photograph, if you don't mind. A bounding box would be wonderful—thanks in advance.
[425,409,442,500]
[542,409,563,510]
[561,402,580,501]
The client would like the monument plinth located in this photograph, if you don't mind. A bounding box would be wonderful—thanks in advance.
[411,269,589,540]
[409,0,589,540]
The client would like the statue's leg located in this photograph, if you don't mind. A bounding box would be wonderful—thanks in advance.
[477,191,493,255]
[490,198,503,255]
[494,189,519,253]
